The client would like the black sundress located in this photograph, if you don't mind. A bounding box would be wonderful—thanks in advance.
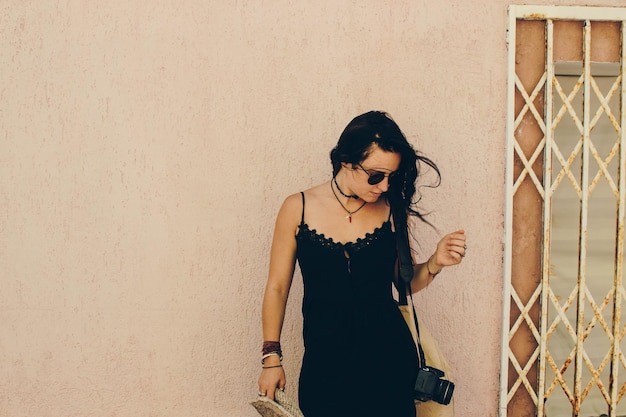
[296,192,418,417]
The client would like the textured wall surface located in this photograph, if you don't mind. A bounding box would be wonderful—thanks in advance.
[1,1,623,416]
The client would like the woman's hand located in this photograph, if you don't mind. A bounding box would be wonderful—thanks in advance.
[430,229,467,273]
[257,359,286,401]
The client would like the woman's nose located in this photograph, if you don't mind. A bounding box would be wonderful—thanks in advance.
[377,178,390,192]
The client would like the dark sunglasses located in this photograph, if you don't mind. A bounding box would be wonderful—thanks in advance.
[357,164,399,185]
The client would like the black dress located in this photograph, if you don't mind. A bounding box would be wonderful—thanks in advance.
[296,193,418,417]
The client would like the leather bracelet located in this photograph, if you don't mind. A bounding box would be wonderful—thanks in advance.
[426,255,442,278]
[262,364,283,369]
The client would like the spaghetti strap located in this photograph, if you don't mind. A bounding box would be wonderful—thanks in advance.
[300,192,305,225]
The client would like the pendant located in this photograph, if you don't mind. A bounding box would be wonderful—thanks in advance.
[346,214,352,223]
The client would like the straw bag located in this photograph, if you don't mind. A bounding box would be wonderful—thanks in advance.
[399,287,455,417]
[251,388,304,417]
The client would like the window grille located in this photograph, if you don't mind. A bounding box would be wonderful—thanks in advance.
[503,6,626,417]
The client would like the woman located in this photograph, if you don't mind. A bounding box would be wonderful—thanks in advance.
[258,111,466,417]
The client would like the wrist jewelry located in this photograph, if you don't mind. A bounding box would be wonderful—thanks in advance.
[262,341,282,355]
[426,255,442,278]
[262,364,283,369]
[261,352,283,364]
[261,341,283,364]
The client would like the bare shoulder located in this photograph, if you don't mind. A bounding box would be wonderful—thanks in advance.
[279,192,303,215]
[274,192,304,232]
[276,184,328,225]
[279,182,328,211]
[302,182,331,201]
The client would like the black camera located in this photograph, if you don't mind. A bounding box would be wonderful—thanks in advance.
[413,366,455,405]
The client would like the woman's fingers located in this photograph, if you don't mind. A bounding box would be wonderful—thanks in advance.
[444,231,467,261]
[431,230,468,270]
[258,367,286,401]
[259,383,277,401]
[267,387,275,401]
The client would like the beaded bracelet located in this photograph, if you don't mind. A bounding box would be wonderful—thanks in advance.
[262,341,281,355]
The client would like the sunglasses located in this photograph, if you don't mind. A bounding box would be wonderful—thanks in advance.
[357,164,399,185]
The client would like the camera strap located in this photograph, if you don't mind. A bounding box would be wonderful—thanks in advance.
[392,205,427,369]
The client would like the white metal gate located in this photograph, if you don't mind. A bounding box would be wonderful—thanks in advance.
[503,6,626,417]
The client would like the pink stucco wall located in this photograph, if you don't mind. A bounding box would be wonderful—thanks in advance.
[1,1,624,416]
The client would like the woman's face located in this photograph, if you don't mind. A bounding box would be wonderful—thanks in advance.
[344,145,401,203]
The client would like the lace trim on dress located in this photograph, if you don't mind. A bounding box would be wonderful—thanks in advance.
[296,220,392,252]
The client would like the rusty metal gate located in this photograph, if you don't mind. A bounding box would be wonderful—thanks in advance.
[502,6,626,417]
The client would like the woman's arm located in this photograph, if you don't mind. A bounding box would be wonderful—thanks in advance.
[410,229,467,293]
[258,194,301,400]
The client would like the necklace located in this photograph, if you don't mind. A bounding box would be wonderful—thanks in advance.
[330,181,366,223]
[333,177,360,199]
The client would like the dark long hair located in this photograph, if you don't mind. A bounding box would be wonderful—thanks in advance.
[329,111,441,225]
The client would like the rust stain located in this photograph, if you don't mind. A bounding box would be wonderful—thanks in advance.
[525,14,547,20]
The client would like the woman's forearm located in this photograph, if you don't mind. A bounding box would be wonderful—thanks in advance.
[261,284,290,342]
[410,255,442,293]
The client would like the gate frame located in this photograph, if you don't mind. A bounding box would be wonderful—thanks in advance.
[502,5,626,417]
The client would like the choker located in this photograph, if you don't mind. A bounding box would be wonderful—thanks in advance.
[333,177,359,199]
